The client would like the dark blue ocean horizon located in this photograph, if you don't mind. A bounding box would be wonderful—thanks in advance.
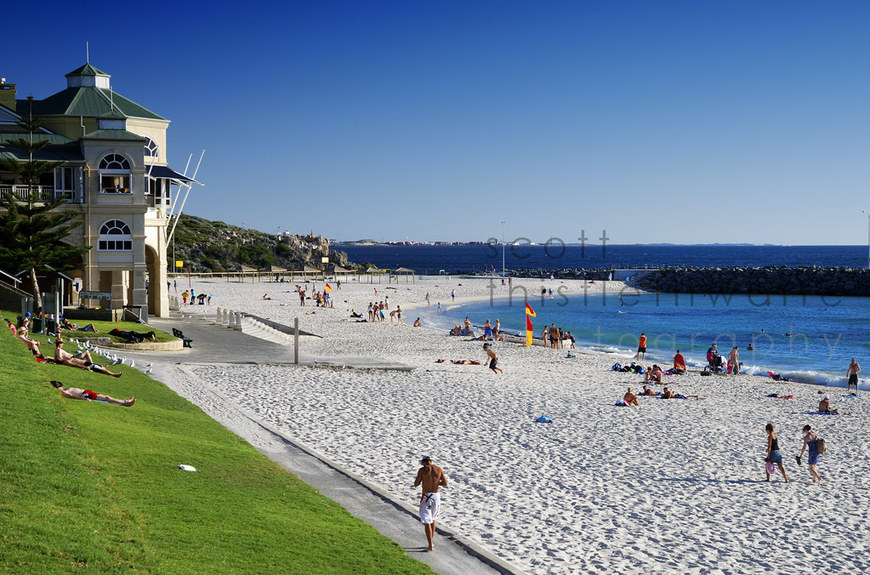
[335,244,868,274]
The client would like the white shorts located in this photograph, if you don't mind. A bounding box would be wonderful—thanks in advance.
[419,492,441,524]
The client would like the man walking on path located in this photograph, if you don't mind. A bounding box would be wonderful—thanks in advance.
[847,358,861,392]
[413,456,448,552]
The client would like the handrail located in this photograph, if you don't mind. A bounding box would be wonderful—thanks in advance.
[0,184,82,203]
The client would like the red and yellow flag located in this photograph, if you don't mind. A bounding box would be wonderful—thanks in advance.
[324,283,333,292]
[525,313,534,347]
[525,303,536,317]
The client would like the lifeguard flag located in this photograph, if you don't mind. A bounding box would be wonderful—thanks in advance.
[525,314,534,347]
[525,303,536,317]
[324,283,333,292]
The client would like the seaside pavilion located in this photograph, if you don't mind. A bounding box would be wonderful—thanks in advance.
[0,62,200,319]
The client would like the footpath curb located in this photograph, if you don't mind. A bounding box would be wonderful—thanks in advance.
[244,409,526,575]
[173,364,525,575]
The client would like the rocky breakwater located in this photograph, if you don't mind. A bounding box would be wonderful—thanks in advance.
[635,266,870,296]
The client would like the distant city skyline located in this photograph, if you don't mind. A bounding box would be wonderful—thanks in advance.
[5,1,870,245]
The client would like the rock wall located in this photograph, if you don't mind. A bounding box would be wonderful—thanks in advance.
[635,266,870,296]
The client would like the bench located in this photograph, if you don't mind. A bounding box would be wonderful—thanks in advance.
[172,328,193,348]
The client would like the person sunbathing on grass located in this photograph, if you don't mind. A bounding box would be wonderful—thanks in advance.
[16,327,47,359]
[53,348,123,377]
[54,338,94,364]
[60,317,98,332]
[108,328,156,343]
[51,381,134,406]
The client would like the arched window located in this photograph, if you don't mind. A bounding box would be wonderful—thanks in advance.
[99,154,132,193]
[98,219,133,251]
[143,137,159,158]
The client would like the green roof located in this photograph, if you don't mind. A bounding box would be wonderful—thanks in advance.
[65,63,108,77]
[0,141,83,162]
[83,129,145,141]
[0,131,74,145]
[23,86,166,121]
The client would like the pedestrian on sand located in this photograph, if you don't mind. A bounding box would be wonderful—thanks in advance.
[847,358,861,392]
[413,456,448,552]
[483,343,502,374]
[798,424,823,485]
[636,332,647,361]
[764,423,789,483]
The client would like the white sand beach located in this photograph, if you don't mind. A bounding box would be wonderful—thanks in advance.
[168,276,869,574]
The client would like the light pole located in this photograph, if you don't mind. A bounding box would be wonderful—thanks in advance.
[501,221,506,277]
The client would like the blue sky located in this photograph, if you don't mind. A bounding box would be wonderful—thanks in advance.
[7,1,870,245]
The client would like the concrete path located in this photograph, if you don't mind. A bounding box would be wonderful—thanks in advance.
[118,314,522,575]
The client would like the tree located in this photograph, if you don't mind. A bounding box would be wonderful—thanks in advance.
[0,98,90,309]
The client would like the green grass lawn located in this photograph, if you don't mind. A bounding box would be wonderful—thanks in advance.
[0,315,432,574]
[52,317,177,344]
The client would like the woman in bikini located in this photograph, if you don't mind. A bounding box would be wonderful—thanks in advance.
[764,423,789,483]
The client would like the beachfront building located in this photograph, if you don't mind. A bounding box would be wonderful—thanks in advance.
[0,62,198,318]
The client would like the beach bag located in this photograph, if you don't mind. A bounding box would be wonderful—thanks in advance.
[816,437,827,455]
[611,362,622,371]
[766,461,776,474]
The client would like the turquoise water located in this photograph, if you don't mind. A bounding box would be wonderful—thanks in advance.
[421,289,870,389]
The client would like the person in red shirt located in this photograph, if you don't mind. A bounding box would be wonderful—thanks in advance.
[636,332,647,361]
[673,350,687,374]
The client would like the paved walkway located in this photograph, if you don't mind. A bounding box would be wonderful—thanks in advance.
[119,314,521,575]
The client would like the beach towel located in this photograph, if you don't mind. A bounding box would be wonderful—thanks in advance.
[804,411,840,416]
[842,394,861,398]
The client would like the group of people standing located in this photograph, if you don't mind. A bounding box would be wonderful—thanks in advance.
[542,323,575,350]
[181,288,211,306]
[367,299,389,322]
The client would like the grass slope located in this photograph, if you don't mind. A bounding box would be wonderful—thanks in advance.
[0,317,432,574]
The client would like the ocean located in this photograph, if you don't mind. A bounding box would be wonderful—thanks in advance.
[336,243,868,275]
[338,244,869,389]
[416,288,869,389]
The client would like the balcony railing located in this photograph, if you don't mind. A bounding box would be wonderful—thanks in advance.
[0,184,83,203]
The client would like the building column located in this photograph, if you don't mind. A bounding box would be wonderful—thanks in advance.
[110,270,126,311]
[132,267,148,315]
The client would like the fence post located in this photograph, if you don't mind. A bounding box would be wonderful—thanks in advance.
[294,317,299,365]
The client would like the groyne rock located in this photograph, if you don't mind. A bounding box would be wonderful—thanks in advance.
[635,266,870,296]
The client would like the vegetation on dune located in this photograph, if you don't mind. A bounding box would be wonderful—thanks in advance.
[171,215,355,273]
